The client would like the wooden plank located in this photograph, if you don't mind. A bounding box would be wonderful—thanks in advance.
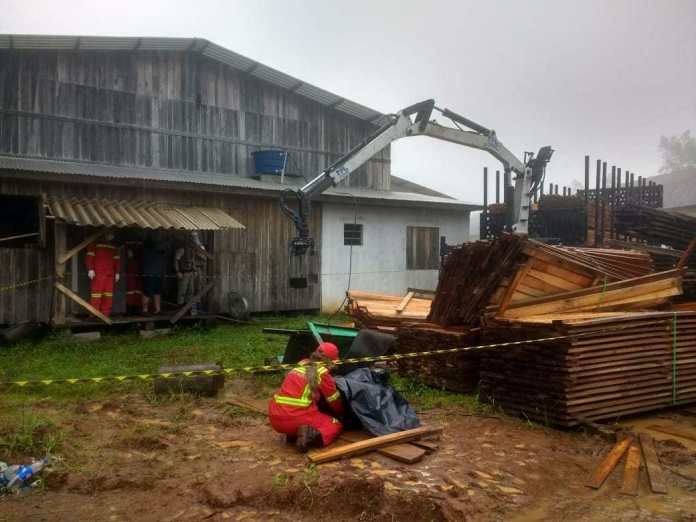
[396,292,415,314]
[586,436,633,489]
[55,281,112,325]
[52,222,67,326]
[646,424,696,442]
[339,431,425,464]
[58,229,105,265]
[639,433,668,494]
[498,260,534,314]
[307,426,443,464]
[170,281,215,325]
[620,444,641,496]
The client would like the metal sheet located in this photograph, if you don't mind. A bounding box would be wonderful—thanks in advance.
[47,197,245,231]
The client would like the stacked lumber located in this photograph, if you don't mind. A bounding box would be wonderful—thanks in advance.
[496,269,683,320]
[394,327,480,393]
[429,234,525,326]
[614,204,696,250]
[480,311,696,426]
[346,290,432,329]
[428,235,655,326]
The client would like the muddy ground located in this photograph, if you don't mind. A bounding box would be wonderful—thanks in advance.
[2,383,696,522]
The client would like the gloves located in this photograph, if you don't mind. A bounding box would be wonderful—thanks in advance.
[88,270,95,280]
[115,273,120,283]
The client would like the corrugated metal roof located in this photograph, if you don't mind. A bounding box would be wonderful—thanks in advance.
[0,34,382,123]
[0,156,478,210]
[47,197,246,231]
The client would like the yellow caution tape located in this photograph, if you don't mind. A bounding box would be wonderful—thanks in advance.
[0,320,667,388]
[0,276,53,293]
[0,332,577,388]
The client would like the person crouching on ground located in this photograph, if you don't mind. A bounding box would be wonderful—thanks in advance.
[268,342,344,452]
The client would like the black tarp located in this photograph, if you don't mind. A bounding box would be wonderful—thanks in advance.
[334,368,420,436]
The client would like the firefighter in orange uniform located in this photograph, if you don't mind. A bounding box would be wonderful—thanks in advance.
[85,232,121,316]
[268,342,344,452]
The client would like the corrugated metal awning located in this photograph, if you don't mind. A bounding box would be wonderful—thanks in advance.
[47,197,245,231]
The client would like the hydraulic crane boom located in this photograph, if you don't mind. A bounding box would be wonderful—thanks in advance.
[281,98,553,260]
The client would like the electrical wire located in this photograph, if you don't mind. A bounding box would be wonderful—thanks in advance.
[326,190,358,329]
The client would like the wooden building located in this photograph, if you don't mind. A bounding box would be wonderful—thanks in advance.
[0,34,477,327]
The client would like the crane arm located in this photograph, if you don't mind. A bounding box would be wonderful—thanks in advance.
[280,99,552,257]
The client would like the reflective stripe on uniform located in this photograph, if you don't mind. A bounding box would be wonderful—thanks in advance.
[86,252,95,256]
[273,375,313,408]
[90,293,102,298]
[326,390,341,402]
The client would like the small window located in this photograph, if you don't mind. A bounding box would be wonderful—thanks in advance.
[344,223,363,246]
[406,226,439,270]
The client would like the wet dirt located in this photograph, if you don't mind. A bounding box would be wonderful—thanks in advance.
[2,388,695,521]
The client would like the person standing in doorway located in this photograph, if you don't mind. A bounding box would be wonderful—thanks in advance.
[174,232,206,315]
[85,231,120,316]
[142,238,166,315]
[125,240,143,315]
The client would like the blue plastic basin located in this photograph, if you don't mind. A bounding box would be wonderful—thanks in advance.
[252,150,288,174]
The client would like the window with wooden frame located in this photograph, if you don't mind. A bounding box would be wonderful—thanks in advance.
[344,223,363,246]
[0,195,44,248]
[406,226,440,270]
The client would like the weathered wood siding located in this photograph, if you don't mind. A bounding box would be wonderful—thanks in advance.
[0,175,321,323]
[0,50,390,190]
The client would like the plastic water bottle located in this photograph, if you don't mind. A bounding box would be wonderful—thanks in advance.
[0,458,48,492]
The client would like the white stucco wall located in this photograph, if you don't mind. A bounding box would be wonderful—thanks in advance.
[320,202,470,312]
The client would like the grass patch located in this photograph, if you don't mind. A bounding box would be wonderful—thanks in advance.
[0,314,326,402]
[390,374,486,412]
[0,408,63,460]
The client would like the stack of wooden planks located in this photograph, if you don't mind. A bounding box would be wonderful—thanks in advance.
[394,327,480,392]
[428,235,654,326]
[480,311,696,426]
[346,290,432,329]
[614,204,696,250]
[429,234,525,326]
[495,269,683,321]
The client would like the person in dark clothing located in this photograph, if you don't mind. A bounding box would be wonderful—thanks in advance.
[142,239,166,314]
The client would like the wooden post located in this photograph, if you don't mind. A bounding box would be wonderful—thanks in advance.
[584,155,590,206]
[483,167,488,238]
[610,166,616,239]
[53,222,67,325]
[495,170,500,204]
[601,162,607,245]
[594,160,601,247]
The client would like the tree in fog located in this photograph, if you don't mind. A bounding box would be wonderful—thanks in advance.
[659,130,696,174]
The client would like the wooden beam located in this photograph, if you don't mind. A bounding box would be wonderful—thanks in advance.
[676,237,696,269]
[639,433,667,494]
[395,292,415,314]
[586,436,633,489]
[170,281,215,325]
[646,424,696,442]
[52,222,67,326]
[0,232,39,243]
[498,259,534,314]
[55,282,112,325]
[620,444,641,496]
[339,431,425,464]
[307,426,442,464]
[58,229,105,265]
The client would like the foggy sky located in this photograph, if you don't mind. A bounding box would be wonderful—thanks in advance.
[1,0,694,204]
